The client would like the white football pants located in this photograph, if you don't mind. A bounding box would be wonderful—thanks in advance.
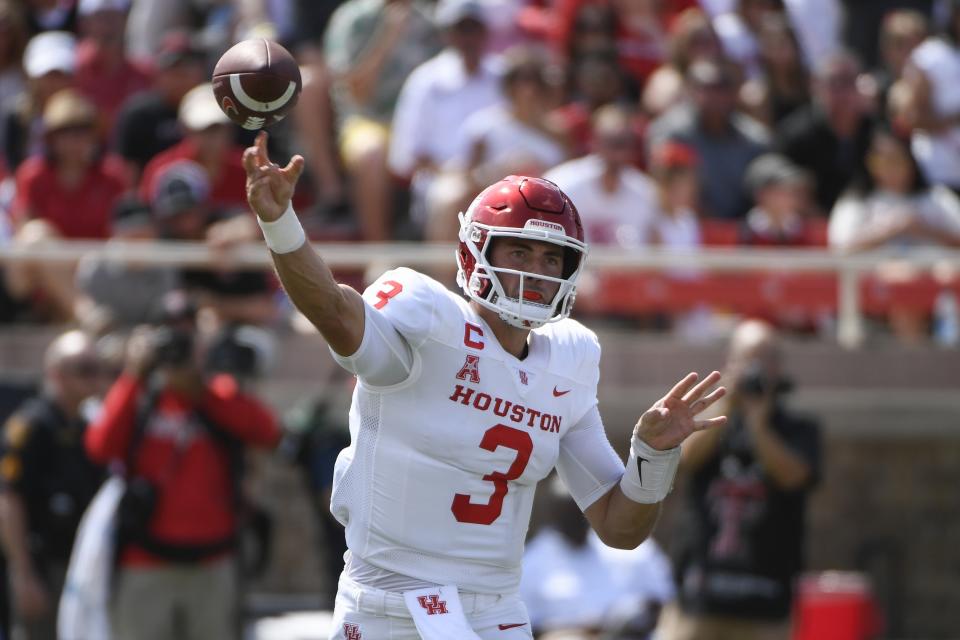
[329,574,534,640]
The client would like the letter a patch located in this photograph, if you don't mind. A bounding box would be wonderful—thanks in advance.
[455,355,480,383]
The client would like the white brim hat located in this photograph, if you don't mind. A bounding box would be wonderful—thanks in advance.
[23,31,76,79]
[178,82,231,131]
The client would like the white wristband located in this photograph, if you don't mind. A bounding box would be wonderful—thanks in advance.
[619,435,681,504]
[257,203,306,254]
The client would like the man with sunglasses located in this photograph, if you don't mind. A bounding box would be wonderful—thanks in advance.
[0,330,105,640]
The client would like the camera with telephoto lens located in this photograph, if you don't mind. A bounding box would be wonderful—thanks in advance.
[737,363,794,397]
[150,326,195,367]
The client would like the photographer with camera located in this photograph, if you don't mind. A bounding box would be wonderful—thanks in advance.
[658,319,822,640]
[84,292,282,640]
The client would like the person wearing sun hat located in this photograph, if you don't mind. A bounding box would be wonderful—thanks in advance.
[10,88,128,239]
[4,87,128,323]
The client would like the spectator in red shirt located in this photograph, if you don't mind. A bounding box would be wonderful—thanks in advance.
[139,83,248,216]
[74,0,151,136]
[10,88,127,238]
[85,294,282,640]
[4,88,128,323]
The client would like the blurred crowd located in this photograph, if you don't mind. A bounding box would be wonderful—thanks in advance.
[0,0,955,344]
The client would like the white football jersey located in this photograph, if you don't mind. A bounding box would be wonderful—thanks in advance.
[330,268,622,594]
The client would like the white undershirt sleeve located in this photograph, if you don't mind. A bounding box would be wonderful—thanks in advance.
[555,404,625,512]
[330,302,415,387]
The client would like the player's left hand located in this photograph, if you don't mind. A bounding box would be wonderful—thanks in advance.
[635,371,727,451]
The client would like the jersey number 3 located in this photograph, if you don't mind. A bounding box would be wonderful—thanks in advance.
[374,280,403,309]
[451,424,533,525]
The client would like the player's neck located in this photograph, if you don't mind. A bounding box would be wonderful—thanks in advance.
[473,303,531,360]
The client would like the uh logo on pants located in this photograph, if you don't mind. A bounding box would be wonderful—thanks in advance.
[417,594,449,615]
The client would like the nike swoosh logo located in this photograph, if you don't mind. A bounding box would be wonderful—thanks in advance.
[498,623,527,630]
[637,456,648,486]
[553,386,571,397]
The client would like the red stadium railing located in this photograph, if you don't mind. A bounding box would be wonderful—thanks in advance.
[1,240,958,348]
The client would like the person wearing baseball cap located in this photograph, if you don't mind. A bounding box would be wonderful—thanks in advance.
[22,31,76,80]
[148,159,212,241]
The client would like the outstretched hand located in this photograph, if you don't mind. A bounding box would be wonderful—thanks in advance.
[635,371,727,451]
[243,131,305,222]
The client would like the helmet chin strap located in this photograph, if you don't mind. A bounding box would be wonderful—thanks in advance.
[489,286,555,329]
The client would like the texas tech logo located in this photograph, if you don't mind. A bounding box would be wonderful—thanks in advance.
[417,594,449,615]
[343,623,362,639]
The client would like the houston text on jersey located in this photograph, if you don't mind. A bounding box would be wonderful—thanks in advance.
[448,384,562,433]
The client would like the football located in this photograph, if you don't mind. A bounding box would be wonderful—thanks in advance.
[211,39,302,130]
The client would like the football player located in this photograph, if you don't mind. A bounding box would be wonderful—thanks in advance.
[243,131,727,640]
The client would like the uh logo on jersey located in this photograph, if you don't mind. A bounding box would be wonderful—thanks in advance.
[450,322,562,434]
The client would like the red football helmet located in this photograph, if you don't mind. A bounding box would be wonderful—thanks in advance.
[456,175,588,329]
